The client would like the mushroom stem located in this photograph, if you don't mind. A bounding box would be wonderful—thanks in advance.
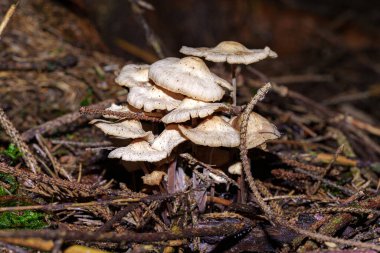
[231,64,237,106]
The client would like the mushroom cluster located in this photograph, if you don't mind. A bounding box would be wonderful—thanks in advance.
[91,41,280,183]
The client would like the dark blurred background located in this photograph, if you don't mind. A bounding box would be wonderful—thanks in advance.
[63,0,380,119]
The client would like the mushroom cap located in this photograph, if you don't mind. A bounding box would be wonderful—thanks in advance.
[108,140,167,162]
[161,98,228,124]
[142,171,167,186]
[180,41,278,65]
[127,85,183,112]
[151,125,187,155]
[231,112,281,149]
[149,57,230,102]
[178,116,240,147]
[90,119,154,141]
[115,64,150,88]
[228,162,242,175]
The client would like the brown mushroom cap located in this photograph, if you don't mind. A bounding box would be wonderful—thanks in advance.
[108,140,167,162]
[231,112,280,149]
[149,57,230,102]
[161,98,228,124]
[115,64,150,88]
[178,116,239,147]
[180,41,277,65]
[90,119,154,141]
[127,85,183,112]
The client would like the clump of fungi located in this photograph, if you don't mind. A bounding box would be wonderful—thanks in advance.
[90,41,279,208]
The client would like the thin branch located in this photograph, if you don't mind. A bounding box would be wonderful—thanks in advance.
[0,109,40,173]
[0,1,18,38]
[0,221,247,243]
[79,106,162,123]
[21,98,124,142]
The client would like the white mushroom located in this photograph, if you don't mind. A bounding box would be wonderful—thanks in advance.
[127,85,183,112]
[178,116,240,147]
[115,64,150,88]
[151,125,187,156]
[142,171,167,186]
[108,140,167,162]
[149,57,231,102]
[161,98,228,124]
[180,41,277,65]
[90,119,154,141]
[228,162,242,175]
[231,112,280,149]
[180,41,277,106]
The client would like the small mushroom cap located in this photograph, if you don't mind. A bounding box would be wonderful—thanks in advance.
[149,57,230,102]
[180,41,278,65]
[142,171,167,186]
[228,162,242,175]
[231,112,281,149]
[90,119,154,141]
[161,98,228,124]
[108,140,167,162]
[178,116,240,147]
[115,64,150,88]
[151,125,187,155]
[127,85,183,112]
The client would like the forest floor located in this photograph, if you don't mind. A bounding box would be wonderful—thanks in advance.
[0,1,379,252]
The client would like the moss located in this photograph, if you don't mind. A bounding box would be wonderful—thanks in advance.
[0,210,47,229]
[0,173,48,229]
[80,88,94,106]
[0,173,18,196]
[1,143,22,164]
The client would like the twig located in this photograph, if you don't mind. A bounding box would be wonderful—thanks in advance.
[96,203,140,233]
[281,157,325,173]
[0,109,40,173]
[21,98,125,142]
[35,134,72,181]
[180,153,239,188]
[129,0,165,58]
[294,168,356,196]
[79,107,162,123]
[239,82,274,219]
[0,241,30,253]
[293,206,380,217]
[0,162,143,198]
[310,145,345,194]
[256,180,284,216]
[0,1,18,38]
[50,139,112,147]
[239,83,380,251]
[0,54,78,71]
[0,221,247,243]
[0,2,40,174]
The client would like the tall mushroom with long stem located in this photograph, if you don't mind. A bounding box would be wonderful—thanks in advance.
[180,41,277,106]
